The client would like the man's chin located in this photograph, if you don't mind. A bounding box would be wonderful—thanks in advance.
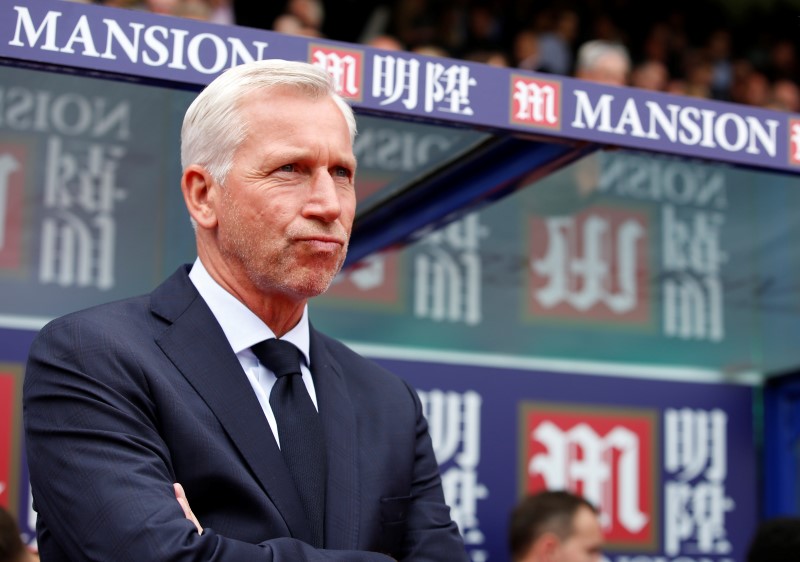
[269,253,347,299]
[291,269,342,299]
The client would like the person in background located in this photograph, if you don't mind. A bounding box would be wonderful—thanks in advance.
[508,490,604,562]
[574,39,631,86]
[24,59,468,561]
[512,29,541,72]
[767,79,800,112]
[0,508,37,562]
[631,59,669,91]
[747,516,800,562]
[534,8,579,76]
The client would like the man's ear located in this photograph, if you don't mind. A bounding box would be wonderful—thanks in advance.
[181,164,218,229]
[531,532,561,562]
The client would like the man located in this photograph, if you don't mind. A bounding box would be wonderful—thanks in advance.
[574,39,631,87]
[508,490,604,562]
[24,59,468,561]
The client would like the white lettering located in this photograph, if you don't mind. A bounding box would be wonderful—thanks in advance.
[424,62,476,115]
[664,409,733,556]
[373,54,420,110]
[60,15,99,57]
[9,7,61,51]
[572,90,614,131]
[645,101,680,142]
[614,98,646,137]
[513,80,558,124]
[700,110,717,148]
[414,214,486,325]
[168,28,189,70]
[354,127,454,171]
[662,206,726,341]
[746,116,778,156]
[8,8,271,74]
[529,421,648,534]
[142,25,169,66]
[0,87,130,140]
[50,94,93,136]
[678,107,702,145]
[532,212,644,315]
[312,51,360,98]
[571,91,778,157]
[101,19,144,61]
[714,113,747,152]
[227,37,269,66]
[187,33,227,74]
[419,388,488,557]
[40,137,126,289]
[598,152,727,210]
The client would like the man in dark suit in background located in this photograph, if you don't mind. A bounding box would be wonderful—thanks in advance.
[23,59,468,561]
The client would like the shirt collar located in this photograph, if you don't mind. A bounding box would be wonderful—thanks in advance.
[188,258,311,367]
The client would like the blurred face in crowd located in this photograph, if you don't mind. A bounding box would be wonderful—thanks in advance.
[519,505,604,562]
[632,60,669,91]
[579,52,629,86]
[554,506,604,562]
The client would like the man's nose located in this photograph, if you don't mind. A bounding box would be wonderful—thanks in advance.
[303,169,342,222]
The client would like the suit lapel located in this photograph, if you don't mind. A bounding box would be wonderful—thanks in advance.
[310,328,361,550]
[151,267,313,544]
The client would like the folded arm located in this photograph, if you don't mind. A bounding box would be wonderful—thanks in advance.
[23,315,392,562]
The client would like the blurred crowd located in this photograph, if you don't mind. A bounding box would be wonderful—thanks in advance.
[85,0,800,112]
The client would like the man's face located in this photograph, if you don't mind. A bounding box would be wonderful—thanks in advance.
[580,54,629,86]
[212,87,357,302]
[554,506,604,562]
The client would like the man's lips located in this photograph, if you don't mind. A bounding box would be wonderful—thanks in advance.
[296,236,345,251]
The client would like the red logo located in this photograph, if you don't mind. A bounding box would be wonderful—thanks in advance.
[788,118,800,166]
[528,206,651,324]
[519,402,659,551]
[309,44,364,101]
[0,142,28,270]
[510,75,561,130]
[0,365,24,513]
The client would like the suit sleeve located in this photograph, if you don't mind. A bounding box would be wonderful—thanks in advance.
[23,315,393,562]
[395,379,471,562]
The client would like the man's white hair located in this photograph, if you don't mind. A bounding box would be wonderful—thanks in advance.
[575,40,631,74]
[181,58,357,184]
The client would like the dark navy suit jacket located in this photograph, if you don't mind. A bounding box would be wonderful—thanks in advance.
[23,266,467,561]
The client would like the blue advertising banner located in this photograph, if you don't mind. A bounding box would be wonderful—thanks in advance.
[1,0,799,174]
[372,353,757,562]
[0,329,758,561]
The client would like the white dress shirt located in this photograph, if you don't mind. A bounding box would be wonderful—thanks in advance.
[188,258,318,448]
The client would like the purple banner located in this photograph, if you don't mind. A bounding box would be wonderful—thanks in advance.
[1,1,798,174]
[376,355,757,562]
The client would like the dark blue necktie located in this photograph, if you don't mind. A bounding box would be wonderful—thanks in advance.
[251,338,326,548]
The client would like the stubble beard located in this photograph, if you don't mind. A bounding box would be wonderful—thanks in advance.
[222,215,349,302]
[218,184,351,300]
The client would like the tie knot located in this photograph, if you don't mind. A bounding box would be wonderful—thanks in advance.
[252,339,302,379]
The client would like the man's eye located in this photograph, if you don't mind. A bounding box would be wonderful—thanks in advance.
[334,167,351,178]
[279,164,296,172]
